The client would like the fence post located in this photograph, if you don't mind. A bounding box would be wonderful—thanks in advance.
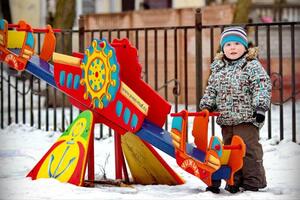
[291,23,296,142]
[0,63,3,128]
[79,15,85,53]
[195,8,202,112]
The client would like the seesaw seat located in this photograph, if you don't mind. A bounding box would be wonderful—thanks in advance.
[170,109,246,186]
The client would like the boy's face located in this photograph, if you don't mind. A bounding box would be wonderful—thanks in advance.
[223,42,246,60]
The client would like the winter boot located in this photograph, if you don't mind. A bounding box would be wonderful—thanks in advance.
[225,185,240,193]
[241,184,259,192]
[206,186,220,194]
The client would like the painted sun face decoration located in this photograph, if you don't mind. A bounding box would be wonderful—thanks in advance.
[80,38,120,109]
[69,118,87,141]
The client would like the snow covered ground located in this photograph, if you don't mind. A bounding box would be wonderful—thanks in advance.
[0,102,299,200]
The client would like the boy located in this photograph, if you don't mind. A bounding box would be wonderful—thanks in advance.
[199,26,272,193]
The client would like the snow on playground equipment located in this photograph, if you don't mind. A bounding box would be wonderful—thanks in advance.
[0,19,246,188]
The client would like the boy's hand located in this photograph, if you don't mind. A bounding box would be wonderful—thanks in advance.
[201,107,213,112]
[253,110,265,123]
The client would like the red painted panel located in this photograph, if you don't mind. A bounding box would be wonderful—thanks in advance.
[112,38,171,127]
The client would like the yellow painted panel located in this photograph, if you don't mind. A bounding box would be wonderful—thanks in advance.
[52,52,81,67]
[172,140,180,149]
[170,131,181,142]
[36,117,88,182]
[120,82,149,115]
[220,150,231,165]
[24,48,33,55]
[0,34,4,44]
[27,110,94,186]
[22,54,30,60]
[7,31,26,48]
[121,132,180,185]
[208,154,220,165]
[207,161,219,170]
[36,139,81,182]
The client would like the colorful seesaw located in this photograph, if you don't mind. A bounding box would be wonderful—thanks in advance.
[0,19,246,188]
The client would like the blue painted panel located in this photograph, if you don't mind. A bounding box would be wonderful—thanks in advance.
[186,145,205,162]
[82,54,87,65]
[88,45,94,56]
[211,137,222,157]
[67,73,73,88]
[102,95,109,108]
[131,114,138,129]
[26,55,56,87]
[107,78,119,104]
[212,166,231,180]
[136,120,175,157]
[26,33,34,48]
[0,20,5,30]
[136,120,206,162]
[116,101,123,117]
[171,117,183,132]
[123,108,131,124]
[9,48,20,54]
[94,99,99,108]
[103,38,120,103]
[59,71,66,86]
[73,75,80,89]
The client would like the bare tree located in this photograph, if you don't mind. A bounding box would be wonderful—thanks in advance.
[274,0,287,21]
[0,0,12,23]
[49,0,76,54]
[98,153,110,180]
[44,0,76,107]
[233,0,252,23]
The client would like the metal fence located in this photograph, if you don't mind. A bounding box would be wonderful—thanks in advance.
[0,10,299,142]
[195,10,300,143]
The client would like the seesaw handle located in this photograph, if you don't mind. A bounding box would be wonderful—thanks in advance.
[170,111,220,117]
[8,24,61,33]
[214,144,242,150]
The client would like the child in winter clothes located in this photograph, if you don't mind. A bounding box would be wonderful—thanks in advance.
[199,26,272,193]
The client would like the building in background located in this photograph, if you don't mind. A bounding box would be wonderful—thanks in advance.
[2,0,299,105]
[6,0,300,29]
[8,0,46,27]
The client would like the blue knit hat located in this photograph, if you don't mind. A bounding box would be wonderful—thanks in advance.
[220,26,248,51]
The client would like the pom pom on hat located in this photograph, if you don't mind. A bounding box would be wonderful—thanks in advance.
[220,26,248,51]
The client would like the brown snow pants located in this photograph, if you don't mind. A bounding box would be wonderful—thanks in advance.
[222,123,267,188]
[220,122,267,189]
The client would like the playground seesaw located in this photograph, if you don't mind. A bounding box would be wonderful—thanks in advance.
[0,19,246,188]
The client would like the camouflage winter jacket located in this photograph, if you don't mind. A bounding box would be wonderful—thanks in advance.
[199,48,272,127]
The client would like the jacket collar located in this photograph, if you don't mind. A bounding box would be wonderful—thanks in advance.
[223,54,248,68]
[211,47,259,72]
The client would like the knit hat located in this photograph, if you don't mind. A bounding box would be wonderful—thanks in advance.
[220,26,248,51]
